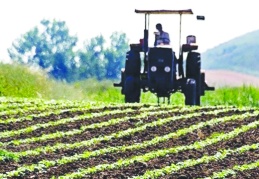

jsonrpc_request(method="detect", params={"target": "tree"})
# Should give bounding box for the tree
[8,19,130,82]
[104,32,129,79]
[76,32,129,81]
[77,35,107,81]
[8,19,78,82]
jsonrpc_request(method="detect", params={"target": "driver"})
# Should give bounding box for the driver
[154,23,170,46]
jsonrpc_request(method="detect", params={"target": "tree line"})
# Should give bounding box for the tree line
[8,19,129,82]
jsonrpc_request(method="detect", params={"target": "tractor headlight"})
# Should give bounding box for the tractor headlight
[151,66,157,72]
[164,66,171,72]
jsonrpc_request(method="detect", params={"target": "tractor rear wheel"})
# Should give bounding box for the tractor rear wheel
[184,78,197,105]
[186,52,201,105]
[124,76,140,103]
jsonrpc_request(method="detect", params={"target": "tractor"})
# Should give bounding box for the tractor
[114,9,214,105]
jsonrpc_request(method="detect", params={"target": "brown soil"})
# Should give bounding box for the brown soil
[0,104,258,179]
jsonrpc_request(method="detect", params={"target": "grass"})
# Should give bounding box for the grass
[201,85,259,107]
[0,62,258,107]
[0,63,48,98]
[0,63,85,101]
[73,79,185,105]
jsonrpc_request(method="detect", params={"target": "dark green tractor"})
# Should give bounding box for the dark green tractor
[114,9,214,105]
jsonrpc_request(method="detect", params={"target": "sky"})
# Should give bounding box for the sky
[0,0,258,63]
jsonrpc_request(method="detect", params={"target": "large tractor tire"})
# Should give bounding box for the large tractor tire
[125,50,141,76]
[184,78,197,106]
[124,76,141,103]
[123,50,141,103]
[186,52,201,105]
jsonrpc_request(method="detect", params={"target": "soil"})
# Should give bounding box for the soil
[0,103,258,179]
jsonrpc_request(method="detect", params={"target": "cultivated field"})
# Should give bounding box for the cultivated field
[0,97,259,179]
[204,70,259,88]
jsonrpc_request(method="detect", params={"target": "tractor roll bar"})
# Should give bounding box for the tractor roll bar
[135,9,193,14]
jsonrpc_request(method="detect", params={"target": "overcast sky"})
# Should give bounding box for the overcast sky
[0,0,258,62]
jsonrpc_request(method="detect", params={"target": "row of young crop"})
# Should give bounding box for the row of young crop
[0,103,191,158]
[55,111,259,178]
[203,159,259,179]
[1,105,197,144]
[2,107,236,153]
[0,101,258,178]
[1,105,219,162]
[0,97,150,121]
[0,97,91,115]
[2,105,228,141]
[130,143,259,179]
[1,108,140,139]
[3,107,200,146]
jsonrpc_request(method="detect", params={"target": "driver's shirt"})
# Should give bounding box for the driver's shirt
[155,31,170,46]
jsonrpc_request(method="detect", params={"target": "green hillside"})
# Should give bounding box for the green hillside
[201,29,259,77]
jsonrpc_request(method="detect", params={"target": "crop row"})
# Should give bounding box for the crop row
[57,112,259,178]
[0,97,258,178]
[2,108,236,154]
[130,143,259,179]
[0,108,258,178]
[4,107,196,146]
[0,100,154,121]
[202,159,259,179]
[1,106,195,144]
